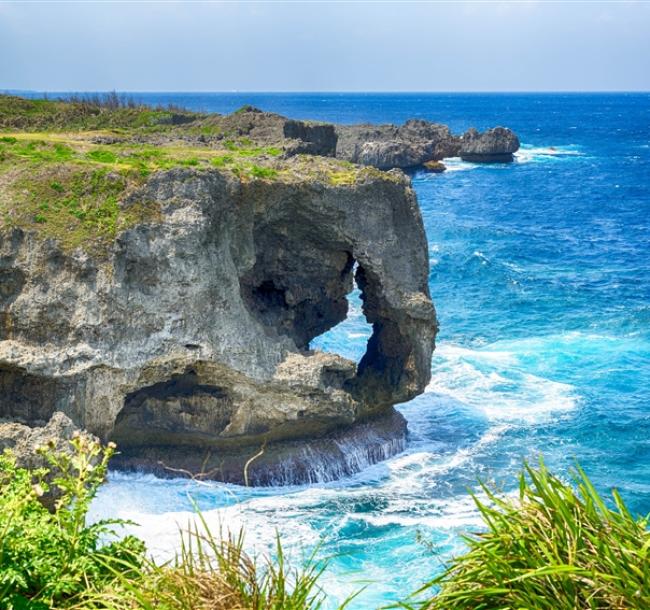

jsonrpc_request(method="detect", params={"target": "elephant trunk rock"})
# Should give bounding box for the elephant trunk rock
[0,165,437,485]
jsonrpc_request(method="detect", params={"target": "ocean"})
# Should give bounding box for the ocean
[79,92,650,608]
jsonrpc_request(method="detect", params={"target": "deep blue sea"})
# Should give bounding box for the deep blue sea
[73,92,650,608]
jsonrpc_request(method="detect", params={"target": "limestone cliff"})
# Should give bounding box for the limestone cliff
[0,112,437,484]
[336,120,520,169]
[0,95,520,485]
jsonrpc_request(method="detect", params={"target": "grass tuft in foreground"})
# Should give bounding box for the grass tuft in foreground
[400,459,650,610]
[0,439,346,610]
[88,523,333,610]
[4,436,647,609]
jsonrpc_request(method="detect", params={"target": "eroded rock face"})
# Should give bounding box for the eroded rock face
[0,166,437,484]
[459,127,520,162]
[335,121,519,169]
[335,120,459,169]
[196,106,338,157]
[185,106,520,170]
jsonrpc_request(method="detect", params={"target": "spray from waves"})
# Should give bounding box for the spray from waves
[433,144,586,173]
[439,157,476,172]
[514,144,585,164]
[425,341,577,424]
[249,421,407,487]
[86,336,598,609]
[89,334,574,608]
[90,335,581,559]
[90,335,582,560]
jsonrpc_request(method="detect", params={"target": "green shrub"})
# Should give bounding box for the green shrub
[0,437,144,609]
[249,165,278,180]
[0,440,351,610]
[85,149,118,164]
[402,460,650,610]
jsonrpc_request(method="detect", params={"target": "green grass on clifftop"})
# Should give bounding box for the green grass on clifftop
[0,94,406,254]
[0,94,200,132]
[0,136,165,252]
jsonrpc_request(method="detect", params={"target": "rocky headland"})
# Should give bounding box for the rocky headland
[0,95,518,484]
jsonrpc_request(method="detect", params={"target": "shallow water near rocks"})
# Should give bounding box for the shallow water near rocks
[85,93,650,608]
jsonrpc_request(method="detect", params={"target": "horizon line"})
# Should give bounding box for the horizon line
[4,89,650,95]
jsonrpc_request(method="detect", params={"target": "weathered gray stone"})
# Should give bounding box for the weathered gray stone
[0,164,437,484]
[335,121,520,169]
[0,411,100,509]
[459,127,520,162]
[195,106,338,157]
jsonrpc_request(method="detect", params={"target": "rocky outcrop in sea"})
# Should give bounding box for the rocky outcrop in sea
[0,97,519,485]
[336,119,519,169]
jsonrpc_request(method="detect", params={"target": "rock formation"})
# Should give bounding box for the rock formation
[335,120,459,169]
[196,106,338,157]
[0,148,437,485]
[158,105,520,170]
[335,120,519,169]
[423,160,447,173]
[459,127,520,162]
[0,95,520,485]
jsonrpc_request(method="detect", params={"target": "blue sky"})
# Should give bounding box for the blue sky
[1,1,649,92]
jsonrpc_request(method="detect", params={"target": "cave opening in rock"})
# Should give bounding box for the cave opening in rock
[111,370,235,447]
[309,263,373,363]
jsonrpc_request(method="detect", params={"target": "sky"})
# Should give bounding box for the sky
[1,1,649,92]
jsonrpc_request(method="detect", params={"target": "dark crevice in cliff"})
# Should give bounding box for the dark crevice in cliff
[112,370,234,447]
[240,247,356,350]
[244,280,290,327]
[0,365,60,424]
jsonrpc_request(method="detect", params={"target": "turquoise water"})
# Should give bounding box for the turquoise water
[87,93,650,608]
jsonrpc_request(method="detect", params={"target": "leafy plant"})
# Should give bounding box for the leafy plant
[0,439,354,610]
[0,436,144,609]
[399,459,650,610]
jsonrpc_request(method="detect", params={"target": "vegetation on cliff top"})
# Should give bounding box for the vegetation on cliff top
[0,94,400,252]
[0,93,200,132]
[2,439,649,610]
